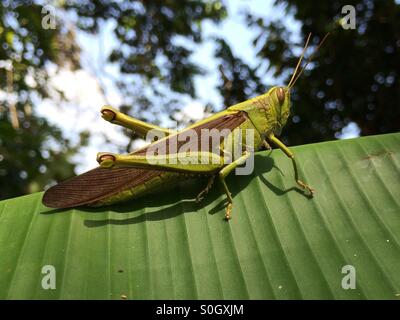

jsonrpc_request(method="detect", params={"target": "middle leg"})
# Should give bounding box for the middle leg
[218,151,251,220]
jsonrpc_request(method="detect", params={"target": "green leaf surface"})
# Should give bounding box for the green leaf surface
[0,133,399,299]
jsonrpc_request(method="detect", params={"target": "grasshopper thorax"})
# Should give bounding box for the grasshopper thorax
[241,86,291,138]
[228,85,291,139]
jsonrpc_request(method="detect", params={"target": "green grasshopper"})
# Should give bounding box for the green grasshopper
[43,34,327,220]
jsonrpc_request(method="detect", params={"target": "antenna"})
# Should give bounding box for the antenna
[288,33,330,90]
[287,33,312,88]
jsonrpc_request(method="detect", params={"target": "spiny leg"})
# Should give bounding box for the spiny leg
[218,151,251,220]
[263,140,272,150]
[196,175,216,202]
[101,105,176,139]
[267,133,314,196]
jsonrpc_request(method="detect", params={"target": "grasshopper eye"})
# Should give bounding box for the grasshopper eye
[276,87,286,105]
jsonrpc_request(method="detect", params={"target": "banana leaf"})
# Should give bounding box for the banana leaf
[0,133,399,299]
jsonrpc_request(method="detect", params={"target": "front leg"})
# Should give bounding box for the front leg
[267,133,314,196]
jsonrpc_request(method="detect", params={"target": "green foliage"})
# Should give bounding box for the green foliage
[0,133,399,299]
[0,1,81,200]
[1,112,66,198]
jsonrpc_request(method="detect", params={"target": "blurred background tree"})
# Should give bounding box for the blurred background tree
[0,1,85,199]
[0,0,399,200]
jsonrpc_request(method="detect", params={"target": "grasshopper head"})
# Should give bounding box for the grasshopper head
[268,86,291,135]
[234,34,329,138]
[266,33,329,136]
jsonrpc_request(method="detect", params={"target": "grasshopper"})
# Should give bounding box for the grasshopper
[43,34,327,220]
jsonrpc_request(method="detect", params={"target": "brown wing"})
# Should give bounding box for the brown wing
[42,111,248,208]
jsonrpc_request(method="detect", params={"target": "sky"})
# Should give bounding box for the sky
[37,0,359,174]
